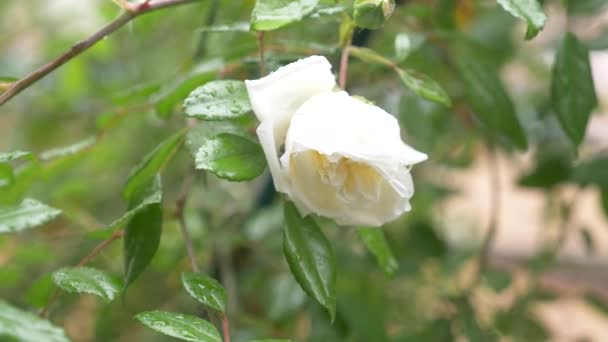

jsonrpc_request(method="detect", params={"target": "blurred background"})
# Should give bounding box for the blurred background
[2,0,608,341]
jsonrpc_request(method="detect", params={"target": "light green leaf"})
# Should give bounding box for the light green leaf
[349,46,395,67]
[358,227,398,277]
[395,32,425,61]
[183,80,252,120]
[396,68,452,107]
[123,130,185,201]
[39,137,96,161]
[0,163,14,188]
[0,198,61,234]
[123,176,163,289]
[551,33,598,146]
[181,272,227,313]
[194,133,266,181]
[251,0,320,31]
[454,50,528,149]
[135,311,221,342]
[0,301,70,342]
[283,201,336,320]
[496,0,547,39]
[0,151,32,163]
[353,0,395,29]
[52,267,121,302]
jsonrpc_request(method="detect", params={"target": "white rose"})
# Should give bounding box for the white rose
[245,56,427,226]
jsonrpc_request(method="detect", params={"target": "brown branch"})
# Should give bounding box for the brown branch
[0,0,202,106]
[40,229,124,317]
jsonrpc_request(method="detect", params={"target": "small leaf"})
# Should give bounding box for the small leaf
[394,32,425,61]
[0,198,61,234]
[454,50,528,149]
[357,227,398,277]
[123,130,185,201]
[195,133,266,181]
[135,311,221,342]
[353,0,395,29]
[39,137,96,161]
[181,272,227,313]
[123,177,163,289]
[283,201,336,320]
[496,0,547,39]
[0,301,70,342]
[349,46,395,67]
[183,80,252,120]
[551,33,598,146]
[396,68,452,107]
[251,0,320,31]
[52,267,121,302]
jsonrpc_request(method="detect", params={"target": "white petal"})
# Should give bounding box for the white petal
[245,55,336,124]
[283,91,427,167]
[256,120,290,193]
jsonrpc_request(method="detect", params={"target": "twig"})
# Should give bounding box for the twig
[338,45,351,90]
[175,172,199,273]
[40,229,124,317]
[0,0,202,106]
[221,313,231,342]
[256,31,266,76]
[471,144,501,288]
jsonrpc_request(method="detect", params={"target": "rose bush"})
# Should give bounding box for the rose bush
[245,56,427,226]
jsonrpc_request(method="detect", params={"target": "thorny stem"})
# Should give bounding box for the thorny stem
[40,229,124,318]
[0,0,202,106]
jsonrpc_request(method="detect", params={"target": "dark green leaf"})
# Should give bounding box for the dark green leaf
[496,0,547,39]
[183,80,252,120]
[0,301,70,342]
[357,227,398,276]
[135,311,221,342]
[123,130,185,201]
[396,68,452,107]
[181,272,227,312]
[153,60,223,118]
[123,177,163,289]
[185,121,248,158]
[194,133,266,181]
[52,267,121,302]
[353,0,395,29]
[251,0,320,31]
[0,198,61,234]
[283,201,336,320]
[518,154,572,188]
[454,50,528,149]
[551,33,598,146]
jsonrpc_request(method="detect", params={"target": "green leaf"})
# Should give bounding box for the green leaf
[353,0,395,29]
[135,311,221,342]
[394,32,425,62]
[251,0,320,31]
[454,50,528,149]
[123,130,185,201]
[0,301,70,342]
[551,33,598,146]
[0,198,61,234]
[52,267,121,302]
[39,137,96,161]
[181,272,227,313]
[349,46,395,67]
[123,177,163,289]
[357,227,398,277]
[496,0,547,39]
[197,22,251,33]
[194,133,266,181]
[153,59,223,118]
[183,80,252,120]
[0,163,13,188]
[572,156,608,188]
[0,151,32,163]
[396,68,452,107]
[283,201,336,320]
[518,153,572,188]
[484,269,512,292]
